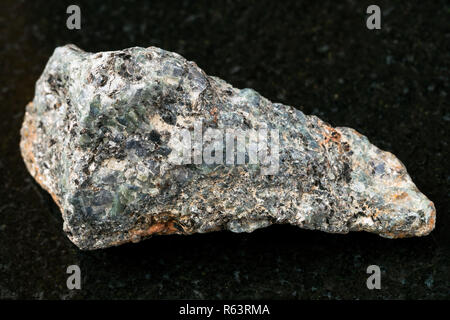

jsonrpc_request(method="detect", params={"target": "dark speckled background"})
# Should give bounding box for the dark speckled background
[0,0,449,299]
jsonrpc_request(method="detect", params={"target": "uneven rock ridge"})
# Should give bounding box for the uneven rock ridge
[20,45,435,250]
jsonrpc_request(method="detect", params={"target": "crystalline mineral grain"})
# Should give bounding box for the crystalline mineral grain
[20,44,435,250]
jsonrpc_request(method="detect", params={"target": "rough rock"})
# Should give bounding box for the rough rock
[20,44,436,250]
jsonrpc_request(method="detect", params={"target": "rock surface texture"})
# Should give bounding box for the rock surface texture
[20,45,436,250]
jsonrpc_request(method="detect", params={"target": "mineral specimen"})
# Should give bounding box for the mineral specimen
[20,44,436,250]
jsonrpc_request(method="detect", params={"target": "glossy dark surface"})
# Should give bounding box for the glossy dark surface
[0,0,448,299]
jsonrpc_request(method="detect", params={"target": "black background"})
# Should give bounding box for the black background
[0,0,449,299]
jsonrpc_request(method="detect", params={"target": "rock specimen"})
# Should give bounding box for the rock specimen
[20,44,435,250]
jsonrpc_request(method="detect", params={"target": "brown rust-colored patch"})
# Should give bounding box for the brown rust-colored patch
[210,106,218,123]
[381,201,436,238]
[108,219,188,247]
[393,192,409,201]
[330,130,341,142]
[20,102,63,210]
[129,219,185,241]
[320,125,345,153]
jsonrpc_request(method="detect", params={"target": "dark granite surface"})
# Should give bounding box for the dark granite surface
[0,0,448,299]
